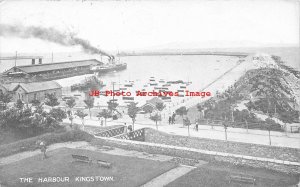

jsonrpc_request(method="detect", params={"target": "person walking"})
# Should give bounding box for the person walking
[124,123,128,133]
[195,122,199,132]
[168,116,172,125]
[39,141,47,159]
[128,125,133,132]
[171,113,176,124]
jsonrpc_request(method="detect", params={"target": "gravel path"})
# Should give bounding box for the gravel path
[141,165,196,187]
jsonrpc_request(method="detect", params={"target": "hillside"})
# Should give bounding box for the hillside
[198,54,300,131]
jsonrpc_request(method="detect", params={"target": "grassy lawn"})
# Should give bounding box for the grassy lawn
[0,147,177,187]
[0,129,34,146]
[167,163,299,187]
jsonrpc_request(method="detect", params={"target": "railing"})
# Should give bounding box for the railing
[115,128,145,141]
[95,126,126,137]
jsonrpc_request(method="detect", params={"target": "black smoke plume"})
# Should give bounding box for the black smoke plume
[0,24,113,59]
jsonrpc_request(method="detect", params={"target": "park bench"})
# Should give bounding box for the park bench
[229,174,256,185]
[97,160,112,168]
[290,126,300,133]
[72,154,92,164]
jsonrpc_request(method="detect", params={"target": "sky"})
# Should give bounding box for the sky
[0,0,299,53]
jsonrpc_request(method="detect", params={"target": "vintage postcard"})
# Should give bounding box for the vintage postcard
[0,0,299,186]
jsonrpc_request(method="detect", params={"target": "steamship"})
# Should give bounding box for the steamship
[90,57,127,74]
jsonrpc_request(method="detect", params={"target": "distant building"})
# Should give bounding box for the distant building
[0,83,18,95]
[3,59,102,82]
[1,81,62,103]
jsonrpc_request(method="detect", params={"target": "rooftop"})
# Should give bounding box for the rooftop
[13,81,62,93]
[5,59,102,74]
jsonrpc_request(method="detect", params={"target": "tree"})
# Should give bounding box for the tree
[44,93,59,108]
[183,117,191,136]
[222,120,229,141]
[150,113,161,130]
[75,110,88,130]
[156,102,165,113]
[48,108,67,122]
[175,106,188,127]
[31,99,41,107]
[84,97,94,119]
[196,103,204,120]
[0,92,12,110]
[66,98,76,110]
[30,113,47,134]
[97,109,111,126]
[107,100,119,115]
[66,98,76,126]
[15,99,24,109]
[265,118,277,145]
[240,109,250,132]
[127,102,139,131]
[155,102,165,124]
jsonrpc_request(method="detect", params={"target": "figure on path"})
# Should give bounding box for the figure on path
[39,141,47,159]
[171,112,176,124]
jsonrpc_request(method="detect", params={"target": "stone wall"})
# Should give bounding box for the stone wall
[144,128,300,162]
[92,136,300,174]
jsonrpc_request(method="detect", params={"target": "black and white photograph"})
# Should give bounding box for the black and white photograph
[0,0,299,186]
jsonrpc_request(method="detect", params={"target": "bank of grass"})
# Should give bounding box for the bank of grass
[0,148,177,187]
[167,163,299,187]
[0,130,93,158]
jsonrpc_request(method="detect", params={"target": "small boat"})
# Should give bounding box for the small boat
[124,84,133,87]
[123,97,134,100]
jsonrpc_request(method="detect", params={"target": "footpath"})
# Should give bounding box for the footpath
[65,116,300,149]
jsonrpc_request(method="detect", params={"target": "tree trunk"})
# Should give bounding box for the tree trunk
[156,121,158,130]
[132,119,135,131]
[82,119,85,131]
[245,120,248,133]
[89,108,91,119]
[105,118,107,126]
[225,128,227,141]
[268,130,271,145]
[188,125,190,136]
[284,123,287,136]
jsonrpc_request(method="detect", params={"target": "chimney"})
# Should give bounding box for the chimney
[39,58,42,64]
[32,59,35,65]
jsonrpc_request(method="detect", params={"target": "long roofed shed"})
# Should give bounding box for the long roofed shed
[5,59,102,74]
